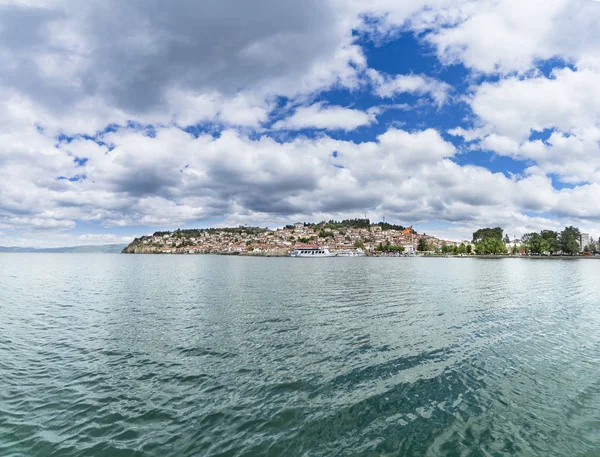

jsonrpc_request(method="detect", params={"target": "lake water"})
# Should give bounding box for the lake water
[1,254,600,456]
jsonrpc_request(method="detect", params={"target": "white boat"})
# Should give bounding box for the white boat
[335,248,366,257]
[289,247,336,257]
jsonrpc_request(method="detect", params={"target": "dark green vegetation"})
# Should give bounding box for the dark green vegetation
[286,218,372,230]
[518,226,588,255]
[375,241,405,252]
[286,219,413,232]
[520,231,559,255]
[157,227,268,238]
[376,222,414,233]
[559,226,581,255]
[417,237,430,252]
[443,242,470,255]
[477,225,593,256]
[472,227,508,255]
[318,229,335,238]
[353,240,365,249]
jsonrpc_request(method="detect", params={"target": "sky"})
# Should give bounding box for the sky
[2,0,600,247]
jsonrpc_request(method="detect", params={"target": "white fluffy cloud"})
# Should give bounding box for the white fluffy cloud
[470,68,600,139]
[451,66,600,184]
[3,0,600,246]
[4,122,600,246]
[355,0,600,75]
[423,0,570,74]
[369,70,452,107]
[273,103,378,131]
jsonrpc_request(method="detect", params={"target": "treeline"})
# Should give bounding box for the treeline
[375,222,412,232]
[519,226,594,255]
[416,237,473,254]
[292,218,372,230]
[376,240,405,252]
[152,227,268,238]
[284,219,412,232]
[472,226,594,255]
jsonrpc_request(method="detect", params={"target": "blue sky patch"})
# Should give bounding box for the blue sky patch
[58,174,87,182]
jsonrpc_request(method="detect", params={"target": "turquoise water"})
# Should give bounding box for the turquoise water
[1,254,600,456]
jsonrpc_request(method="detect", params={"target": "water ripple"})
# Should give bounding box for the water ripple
[2,254,600,456]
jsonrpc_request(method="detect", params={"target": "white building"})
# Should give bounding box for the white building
[581,233,591,251]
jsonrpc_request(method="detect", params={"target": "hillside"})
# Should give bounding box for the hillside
[121,221,449,255]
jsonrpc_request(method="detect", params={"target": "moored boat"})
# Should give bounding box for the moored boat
[335,248,366,257]
[289,246,336,257]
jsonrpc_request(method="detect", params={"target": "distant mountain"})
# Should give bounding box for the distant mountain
[0,244,126,253]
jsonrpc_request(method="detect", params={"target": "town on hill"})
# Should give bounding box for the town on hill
[122,219,462,256]
[122,221,599,257]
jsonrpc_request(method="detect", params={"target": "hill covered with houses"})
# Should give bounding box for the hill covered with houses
[122,219,460,255]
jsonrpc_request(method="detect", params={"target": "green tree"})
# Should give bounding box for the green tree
[318,229,333,238]
[466,244,472,254]
[475,238,507,255]
[503,234,510,244]
[388,245,405,252]
[541,230,559,254]
[458,243,466,254]
[376,222,409,232]
[353,240,365,249]
[472,227,507,254]
[560,226,581,255]
[522,232,549,254]
[472,227,504,244]
[417,237,429,252]
[376,240,405,252]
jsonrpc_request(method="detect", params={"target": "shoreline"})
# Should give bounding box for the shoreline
[119,252,600,259]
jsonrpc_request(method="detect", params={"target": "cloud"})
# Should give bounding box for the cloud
[5,122,600,245]
[470,67,600,139]
[422,0,569,74]
[0,0,366,131]
[0,126,455,234]
[3,0,600,246]
[353,0,600,75]
[452,66,600,184]
[272,103,378,131]
[369,70,452,107]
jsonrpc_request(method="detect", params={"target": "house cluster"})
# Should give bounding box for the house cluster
[126,222,459,255]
